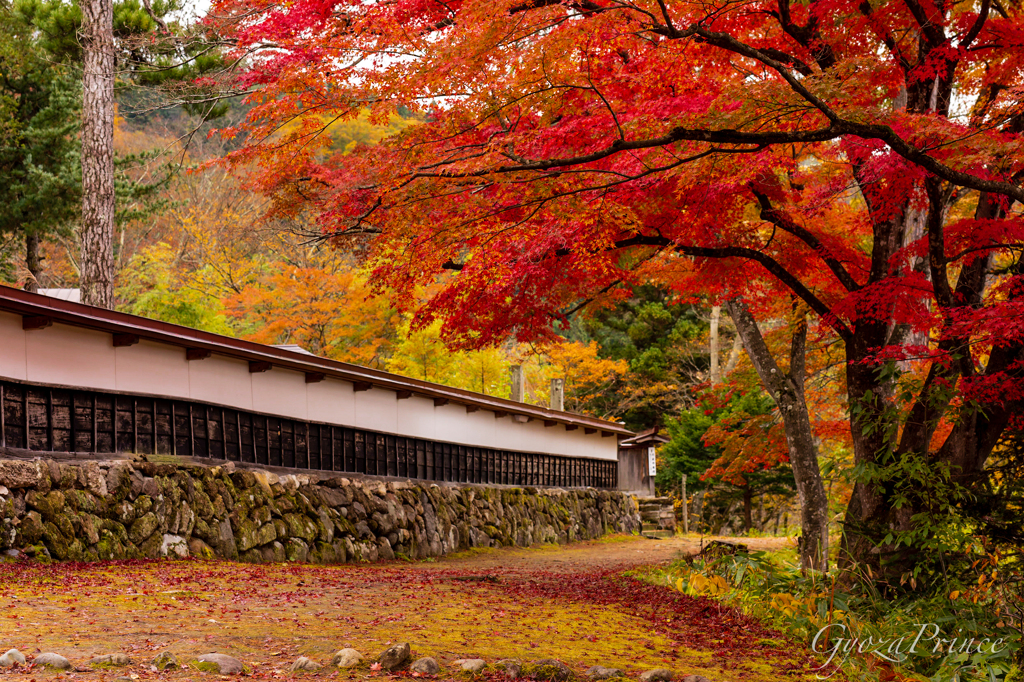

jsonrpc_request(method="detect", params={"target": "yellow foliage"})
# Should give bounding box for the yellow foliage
[677,573,730,598]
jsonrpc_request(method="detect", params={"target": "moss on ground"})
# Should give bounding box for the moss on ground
[0,537,823,681]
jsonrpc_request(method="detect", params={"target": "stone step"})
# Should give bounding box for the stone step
[641,523,662,531]
[641,530,675,539]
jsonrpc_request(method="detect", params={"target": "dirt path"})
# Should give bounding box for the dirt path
[0,535,818,682]
[428,534,795,574]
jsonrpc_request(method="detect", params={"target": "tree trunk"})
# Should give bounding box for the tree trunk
[742,483,752,533]
[709,305,721,385]
[837,190,1019,579]
[80,0,116,308]
[726,298,830,571]
[25,234,41,293]
[723,332,742,376]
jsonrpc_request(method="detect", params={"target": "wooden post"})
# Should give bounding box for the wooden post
[681,474,688,534]
[510,364,524,402]
[550,378,564,411]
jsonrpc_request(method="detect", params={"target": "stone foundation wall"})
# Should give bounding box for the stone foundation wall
[0,458,640,563]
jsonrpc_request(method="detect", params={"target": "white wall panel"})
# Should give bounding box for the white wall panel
[307,379,355,425]
[27,324,116,390]
[189,356,253,411]
[396,396,437,440]
[353,386,398,433]
[0,312,27,381]
[252,369,308,421]
[115,340,190,398]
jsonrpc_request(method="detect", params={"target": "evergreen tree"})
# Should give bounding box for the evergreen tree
[0,5,81,289]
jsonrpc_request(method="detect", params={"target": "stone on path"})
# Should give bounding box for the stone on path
[494,659,523,678]
[377,643,411,671]
[197,653,244,674]
[410,657,440,675]
[528,659,573,681]
[681,676,714,682]
[152,651,179,670]
[34,653,72,670]
[0,649,26,667]
[458,658,487,674]
[586,666,624,679]
[89,653,131,666]
[291,656,323,672]
[332,648,364,668]
[639,669,674,682]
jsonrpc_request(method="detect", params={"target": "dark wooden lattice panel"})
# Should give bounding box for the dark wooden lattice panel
[0,378,617,488]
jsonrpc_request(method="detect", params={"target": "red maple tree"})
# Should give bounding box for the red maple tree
[208,0,1024,576]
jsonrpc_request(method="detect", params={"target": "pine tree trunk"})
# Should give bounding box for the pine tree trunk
[80,0,116,308]
[726,298,830,572]
[25,234,41,293]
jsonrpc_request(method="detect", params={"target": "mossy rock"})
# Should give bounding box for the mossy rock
[26,490,57,518]
[65,489,98,513]
[234,518,260,552]
[42,522,71,559]
[194,660,221,673]
[106,465,133,502]
[239,548,263,563]
[152,652,178,671]
[192,490,215,520]
[96,529,128,560]
[272,518,288,541]
[65,539,86,562]
[523,659,573,681]
[129,512,159,545]
[138,531,165,559]
[134,495,154,517]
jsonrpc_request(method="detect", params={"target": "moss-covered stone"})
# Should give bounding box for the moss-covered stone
[99,518,129,545]
[254,522,277,548]
[42,521,70,559]
[129,512,159,545]
[286,538,308,562]
[152,652,178,671]
[96,529,127,559]
[239,548,263,563]
[251,504,272,526]
[284,513,318,543]
[26,490,58,518]
[523,660,574,681]
[234,517,260,552]
[5,457,641,565]
[134,495,153,517]
[52,510,75,540]
[105,464,132,503]
[138,531,164,558]
[65,489,98,513]
[18,511,44,545]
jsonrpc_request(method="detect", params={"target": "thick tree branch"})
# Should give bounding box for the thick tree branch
[962,0,991,49]
[750,186,862,292]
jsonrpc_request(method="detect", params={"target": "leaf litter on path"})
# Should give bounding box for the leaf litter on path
[0,535,826,681]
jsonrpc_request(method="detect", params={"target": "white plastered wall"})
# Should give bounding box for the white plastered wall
[0,311,619,460]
